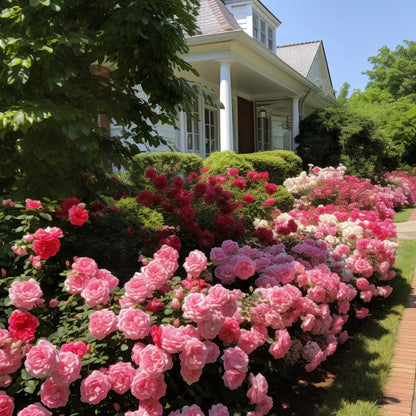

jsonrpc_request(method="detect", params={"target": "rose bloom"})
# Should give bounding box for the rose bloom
[80,278,110,307]
[183,250,208,278]
[222,346,249,371]
[71,257,98,278]
[80,370,112,404]
[25,198,42,209]
[181,405,205,416]
[68,204,89,226]
[158,324,187,354]
[117,308,150,340]
[25,340,59,378]
[9,278,44,310]
[108,362,136,394]
[17,403,51,416]
[139,398,164,416]
[40,378,70,408]
[97,268,119,292]
[88,309,118,340]
[32,227,63,260]
[8,309,39,343]
[180,364,203,385]
[131,370,167,400]
[246,373,268,405]
[0,391,14,416]
[60,341,89,358]
[51,351,82,386]
[182,293,210,323]
[222,368,246,390]
[209,404,230,416]
[180,338,208,370]
[219,319,241,345]
[138,344,173,375]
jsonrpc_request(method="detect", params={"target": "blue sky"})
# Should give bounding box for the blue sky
[260,0,415,96]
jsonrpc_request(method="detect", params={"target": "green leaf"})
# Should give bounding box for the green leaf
[23,379,38,394]
[39,212,52,221]
[40,0,50,5]
[29,0,40,6]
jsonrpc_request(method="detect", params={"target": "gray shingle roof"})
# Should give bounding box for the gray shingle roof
[276,41,321,78]
[195,0,241,36]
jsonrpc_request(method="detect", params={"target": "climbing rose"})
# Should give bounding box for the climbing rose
[68,205,89,226]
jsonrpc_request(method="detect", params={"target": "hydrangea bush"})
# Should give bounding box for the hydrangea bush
[0,165,409,416]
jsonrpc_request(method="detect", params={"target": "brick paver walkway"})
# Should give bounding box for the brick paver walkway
[380,209,416,416]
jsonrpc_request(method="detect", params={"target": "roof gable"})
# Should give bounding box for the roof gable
[276,41,334,96]
[195,0,241,36]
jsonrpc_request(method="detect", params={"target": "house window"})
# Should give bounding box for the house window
[253,14,258,39]
[256,110,270,151]
[252,13,274,51]
[205,108,218,156]
[186,98,200,153]
[185,97,219,156]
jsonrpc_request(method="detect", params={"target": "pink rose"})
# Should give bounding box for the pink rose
[17,403,51,416]
[0,391,14,416]
[210,247,229,265]
[117,308,150,340]
[182,293,210,323]
[246,373,268,404]
[51,351,82,386]
[32,227,63,260]
[88,309,118,340]
[181,405,205,416]
[108,362,136,394]
[180,365,203,385]
[9,278,44,310]
[80,370,111,404]
[71,257,98,278]
[25,340,59,378]
[355,307,369,319]
[183,250,207,278]
[25,198,42,209]
[137,344,173,375]
[234,255,256,280]
[204,340,220,363]
[141,259,173,290]
[209,404,230,416]
[222,346,248,372]
[64,272,87,295]
[40,378,70,408]
[197,312,224,339]
[221,240,239,255]
[179,338,208,370]
[131,371,166,400]
[158,325,187,353]
[139,398,164,416]
[124,273,153,304]
[222,368,246,390]
[68,205,89,226]
[268,329,291,359]
[97,269,119,292]
[80,278,110,307]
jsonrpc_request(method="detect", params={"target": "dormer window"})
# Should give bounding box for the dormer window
[252,12,275,51]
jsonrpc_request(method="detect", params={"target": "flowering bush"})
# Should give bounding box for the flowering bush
[135,167,293,258]
[0,164,406,415]
[283,164,415,220]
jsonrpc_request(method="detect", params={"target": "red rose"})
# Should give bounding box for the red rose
[32,227,63,260]
[68,205,89,226]
[8,310,39,343]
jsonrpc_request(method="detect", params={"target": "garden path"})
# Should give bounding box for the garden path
[380,209,416,416]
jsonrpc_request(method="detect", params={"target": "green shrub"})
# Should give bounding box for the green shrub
[114,197,163,229]
[203,151,254,176]
[243,150,302,185]
[128,152,204,188]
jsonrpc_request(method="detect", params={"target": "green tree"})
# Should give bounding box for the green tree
[0,0,200,199]
[364,40,416,100]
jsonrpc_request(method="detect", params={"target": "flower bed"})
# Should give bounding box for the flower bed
[0,165,408,416]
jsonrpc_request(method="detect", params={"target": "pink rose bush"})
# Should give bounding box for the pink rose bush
[0,164,411,414]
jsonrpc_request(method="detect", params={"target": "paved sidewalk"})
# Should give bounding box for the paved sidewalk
[380,210,416,416]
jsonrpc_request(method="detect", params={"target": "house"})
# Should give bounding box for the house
[111,0,338,157]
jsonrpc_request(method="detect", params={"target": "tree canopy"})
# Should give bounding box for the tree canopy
[0,0,200,198]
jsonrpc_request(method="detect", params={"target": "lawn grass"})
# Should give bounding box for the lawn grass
[316,239,416,416]
[394,206,415,223]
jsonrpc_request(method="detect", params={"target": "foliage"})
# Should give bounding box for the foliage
[203,151,255,176]
[242,151,302,185]
[364,40,416,100]
[0,0,200,199]
[128,152,204,190]
[295,107,390,177]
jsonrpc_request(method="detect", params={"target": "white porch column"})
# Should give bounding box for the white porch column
[291,97,300,150]
[219,60,234,151]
